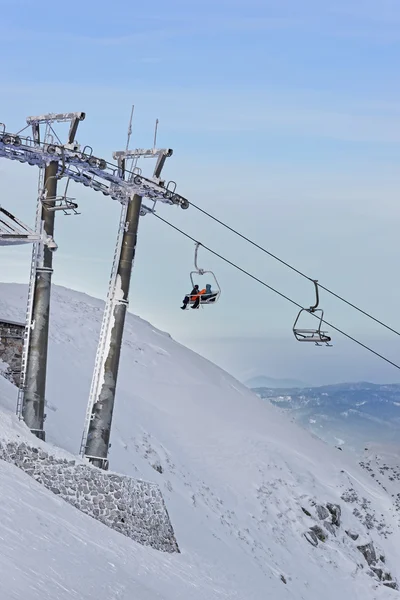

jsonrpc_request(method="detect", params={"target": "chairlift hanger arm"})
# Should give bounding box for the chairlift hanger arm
[309,280,320,311]
[194,242,204,273]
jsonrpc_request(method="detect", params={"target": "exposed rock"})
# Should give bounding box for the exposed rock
[304,530,319,547]
[301,507,312,517]
[324,522,336,537]
[280,575,287,584]
[326,503,341,527]
[371,567,383,580]
[383,581,398,590]
[357,542,377,566]
[310,525,326,542]
[341,488,358,504]
[345,529,359,541]
[316,505,330,520]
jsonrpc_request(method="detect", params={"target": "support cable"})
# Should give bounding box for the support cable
[185,200,400,338]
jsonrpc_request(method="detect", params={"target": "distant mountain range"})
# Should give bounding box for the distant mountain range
[244,375,308,389]
[253,382,400,453]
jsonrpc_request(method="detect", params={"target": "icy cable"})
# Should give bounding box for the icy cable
[185,200,400,338]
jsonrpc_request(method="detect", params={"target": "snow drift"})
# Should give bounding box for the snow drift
[0,282,399,599]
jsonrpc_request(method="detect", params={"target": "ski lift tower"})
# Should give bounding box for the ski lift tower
[17,112,85,440]
[80,142,179,470]
[0,110,189,452]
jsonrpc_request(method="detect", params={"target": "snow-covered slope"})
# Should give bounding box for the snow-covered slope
[0,399,238,600]
[0,282,399,599]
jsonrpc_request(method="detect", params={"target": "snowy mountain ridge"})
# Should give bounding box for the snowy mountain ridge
[0,282,400,599]
[244,375,308,389]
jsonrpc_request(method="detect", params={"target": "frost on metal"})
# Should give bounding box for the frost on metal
[26,112,85,124]
[0,440,179,553]
[114,274,125,304]
[0,129,189,210]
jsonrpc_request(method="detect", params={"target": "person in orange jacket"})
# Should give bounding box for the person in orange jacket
[191,287,206,309]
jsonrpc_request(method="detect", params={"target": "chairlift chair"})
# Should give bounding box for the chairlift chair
[185,242,221,308]
[293,280,332,346]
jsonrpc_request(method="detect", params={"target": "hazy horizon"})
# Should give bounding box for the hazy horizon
[1,0,400,386]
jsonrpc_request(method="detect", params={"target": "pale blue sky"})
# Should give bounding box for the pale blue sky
[1,0,400,384]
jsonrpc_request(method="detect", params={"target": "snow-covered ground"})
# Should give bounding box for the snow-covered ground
[0,282,399,599]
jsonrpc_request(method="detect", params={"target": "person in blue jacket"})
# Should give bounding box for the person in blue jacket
[191,283,218,309]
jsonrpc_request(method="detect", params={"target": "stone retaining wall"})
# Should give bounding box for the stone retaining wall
[0,320,24,385]
[0,440,179,553]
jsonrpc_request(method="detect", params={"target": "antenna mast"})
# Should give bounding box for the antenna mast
[126,105,134,152]
[153,118,159,149]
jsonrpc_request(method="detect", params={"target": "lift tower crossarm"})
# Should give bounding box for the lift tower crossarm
[113,148,173,160]
[113,147,173,185]
[0,132,188,209]
[26,112,86,125]
[27,112,85,146]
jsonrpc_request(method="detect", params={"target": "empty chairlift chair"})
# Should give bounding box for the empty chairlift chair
[293,280,332,346]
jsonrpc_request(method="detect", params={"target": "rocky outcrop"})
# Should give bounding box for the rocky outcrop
[302,501,398,591]
[316,504,330,520]
[326,503,341,527]
[345,529,359,541]
[357,542,377,566]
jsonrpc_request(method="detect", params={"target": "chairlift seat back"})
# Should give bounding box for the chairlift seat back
[186,292,219,306]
